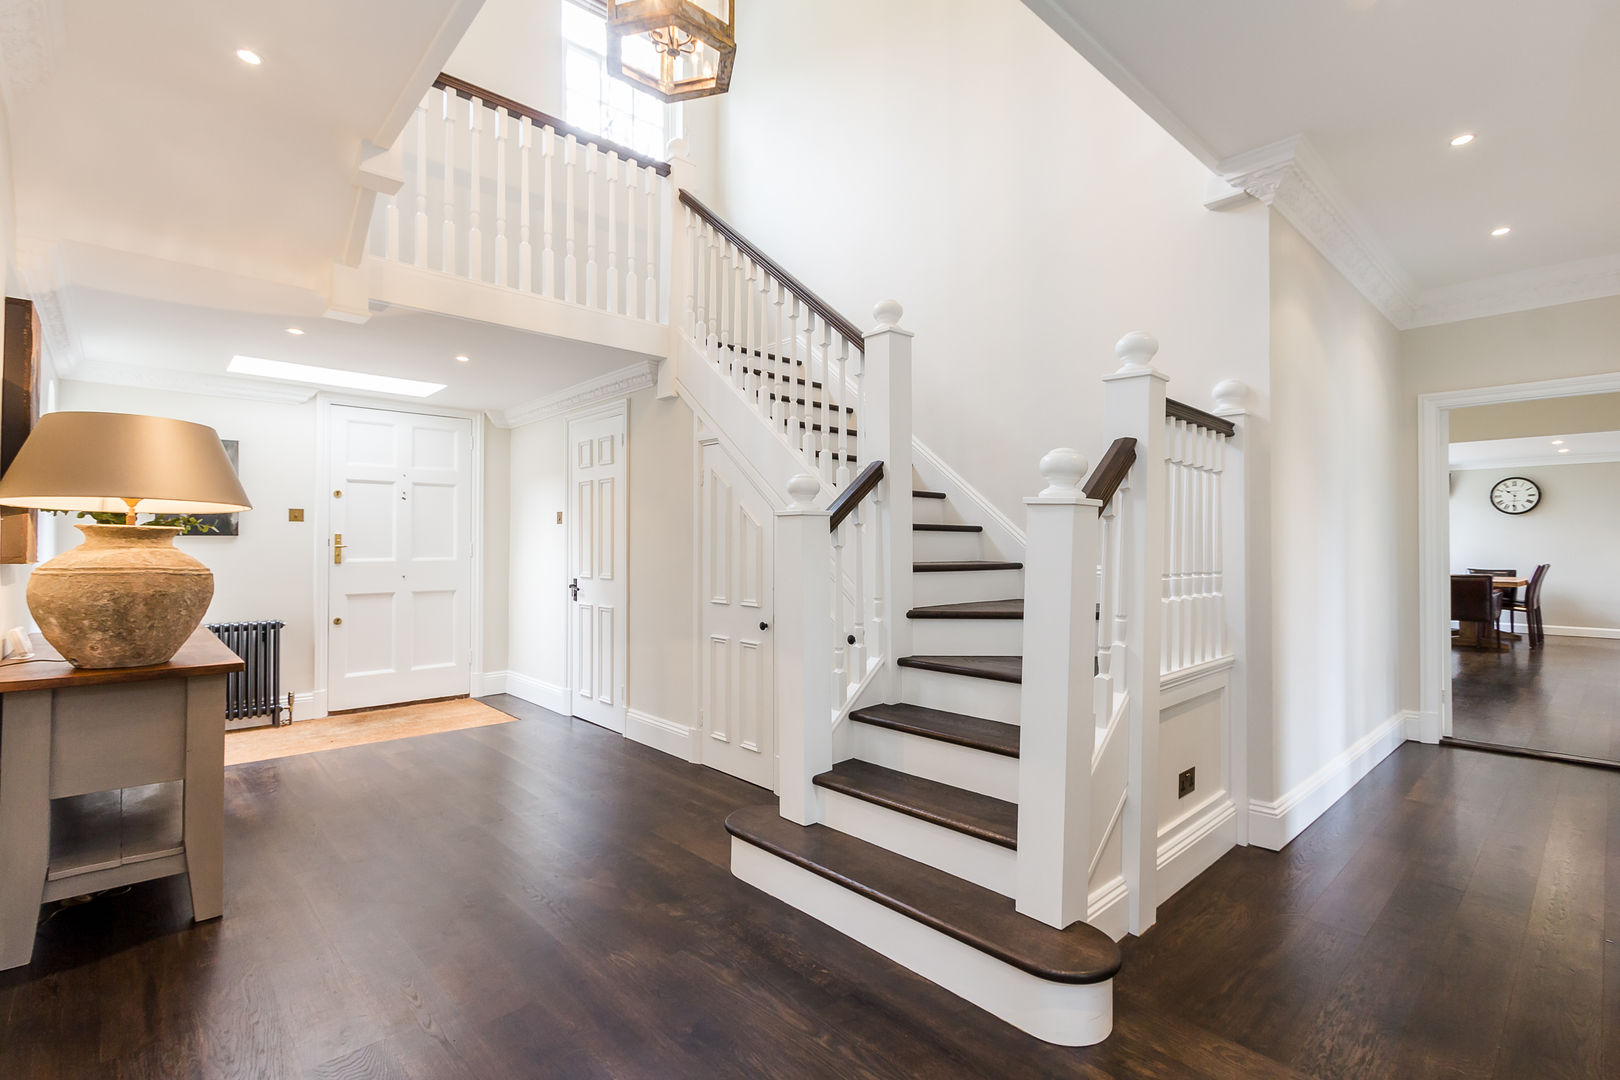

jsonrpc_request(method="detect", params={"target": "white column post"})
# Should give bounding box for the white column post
[1102,330,1169,935]
[775,473,833,825]
[660,138,696,398]
[1212,378,1250,845]
[861,300,914,686]
[1016,449,1102,929]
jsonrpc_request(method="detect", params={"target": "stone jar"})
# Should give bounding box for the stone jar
[27,524,214,669]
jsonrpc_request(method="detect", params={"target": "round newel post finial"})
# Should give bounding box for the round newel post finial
[1114,330,1160,374]
[1212,378,1250,414]
[1038,448,1088,498]
[785,473,821,510]
[872,299,903,328]
[665,136,689,159]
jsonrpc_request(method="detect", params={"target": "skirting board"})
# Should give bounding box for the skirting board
[1542,625,1620,640]
[291,690,325,721]
[731,837,1114,1046]
[471,671,508,697]
[1156,795,1237,903]
[911,437,1025,561]
[1248,710,1409,851]
[626,708,702,763]
[502,671,570,715]
[1086,876,1130,942]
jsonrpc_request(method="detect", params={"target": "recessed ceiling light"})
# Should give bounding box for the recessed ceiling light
[1449,133,1475,147]
[285,327,304,336]
[236,48,262,65]
[1551,439,1564,445]
[1557,447,1571,453]
[227,356,445,397]
[455,354,471,363]
[1490,226,1511,237]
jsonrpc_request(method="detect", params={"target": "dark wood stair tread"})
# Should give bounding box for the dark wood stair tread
[849,703,1019,757]
[726,806,1120,984]
[912,489,948,499]
[913,560,1022,573]
[913,522,981,533]
[812,760,1018,848]
[898,655,1023,684]
[767,392,854,413]
[908,599,1024,620]
[792,420,857,436]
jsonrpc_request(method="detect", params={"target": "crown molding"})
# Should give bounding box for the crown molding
[493,360,656,428]
[1406,253,1620,329]
[66,361,318,405]
[14,241,83,376]
[1450,450,1620,471]
[1219,136,1417,328]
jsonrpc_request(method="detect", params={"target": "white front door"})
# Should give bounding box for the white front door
[327,405,474,712]
[568,408,628,732]
[699,439,775,789]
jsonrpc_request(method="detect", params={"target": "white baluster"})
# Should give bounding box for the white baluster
[644,168,658,320]
[413,96,428,267]
[744,257,760,411]
[836,338,852,485]
[384,190,399,262]
[605,151,619,313]
[441,87,456,274]
[625,162,641,317]
[518,117,533,291]
[563,134,578,303]
[466,96,483,281]
[831,520,848,708]
[869,478,887,662]
[541,127,556,296]
[584,146,598,307]
[786,297,802,444]
[493,106,509,287]
[851,499,867,675]
[693,218,709,345]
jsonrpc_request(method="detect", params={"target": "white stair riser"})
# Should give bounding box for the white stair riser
[900,666,1023,725]
[817,787,1016,897]
[913,568,1024,606]
[731,839,1115,1046]
[849,723,1019,801]
[912,529,984,562]
[908,617,1025,655]
[911,497,946,525]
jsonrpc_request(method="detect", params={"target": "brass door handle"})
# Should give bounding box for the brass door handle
[333,533,345,565]
[333,617,342,626]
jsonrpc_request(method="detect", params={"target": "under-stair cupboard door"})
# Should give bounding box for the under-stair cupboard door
[568,407,629,732]
[327,406,474,712]
[698,439,776,789]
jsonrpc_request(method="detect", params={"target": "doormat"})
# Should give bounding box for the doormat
[225,698,517,766]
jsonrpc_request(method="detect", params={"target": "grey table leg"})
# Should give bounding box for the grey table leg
[183,675,226,922]
[0,691,52,969]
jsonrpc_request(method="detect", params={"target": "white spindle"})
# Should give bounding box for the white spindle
[541,127,556,296]
[441,88,456,274]
[606,152,620,313]
[585,146,598,307]
[644,169,658,320]
[563,134,578,302]
[384,190,399,262]
[413,98,428,267]
[518,118,533,291]
[832,521,848,706]
[869,478,888,663]
[836,338,852,483]
[467,96,483,281]
[851,499,868,675]
[494,107,509,287]
[626,162,641,317]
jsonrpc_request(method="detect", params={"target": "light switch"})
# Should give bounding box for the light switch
[556,510,563,524]
[288,508,305,522]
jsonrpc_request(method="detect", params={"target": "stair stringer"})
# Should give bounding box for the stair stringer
[911,437,1026,563]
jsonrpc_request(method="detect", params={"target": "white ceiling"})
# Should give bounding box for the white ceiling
[1450,430,1620,470]
[1022,0,1620,325]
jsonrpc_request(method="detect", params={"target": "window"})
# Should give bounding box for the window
[562,2,670,160]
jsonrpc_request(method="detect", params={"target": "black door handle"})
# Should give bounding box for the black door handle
[759,621,769,630]
[569,578,580,601]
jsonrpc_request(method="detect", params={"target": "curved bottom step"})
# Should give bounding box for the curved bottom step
[726,806,1118,1046]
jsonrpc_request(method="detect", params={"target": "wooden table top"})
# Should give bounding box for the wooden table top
[0,628,242,694]
[1493,577,1529,589]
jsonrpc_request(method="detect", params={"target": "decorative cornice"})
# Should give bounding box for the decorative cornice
[14,241,82,376]
[493,360,656,428]
[1407,253,1620,329]
[67,360,318,405]
[1220,136,1417,327]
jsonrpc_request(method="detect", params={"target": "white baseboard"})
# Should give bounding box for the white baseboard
[472,670,509,697]
[1086,875,1130,942]
[626,708,702,763]
[290,690,326,721]
[1248,710,1408,851]
[502,671,569,715]
[1156,793,1238,902]
[1542,625,1620,639]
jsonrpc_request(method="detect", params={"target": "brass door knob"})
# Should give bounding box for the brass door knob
[332,617,342,626]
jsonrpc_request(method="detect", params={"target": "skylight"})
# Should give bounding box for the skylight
[227,356,445,397]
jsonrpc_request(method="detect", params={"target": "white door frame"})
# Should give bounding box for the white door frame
[564,397,630,731]
[1416,371,1620,742]
[312,393,486,718]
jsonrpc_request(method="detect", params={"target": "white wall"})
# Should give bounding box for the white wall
[1450,462,1620,633]
[0,91,33,640]
[709,0,1271,525]
[447,0,567,115]
[1402,295,1620,398]
[505,386,696,723]
[1266,213,1407,812]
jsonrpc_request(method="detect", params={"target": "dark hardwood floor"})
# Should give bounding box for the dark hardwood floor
[1452,636,1620,762]
[1,698,1614,1078]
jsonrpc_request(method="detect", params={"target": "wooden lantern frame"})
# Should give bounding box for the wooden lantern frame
[605,0,736,103]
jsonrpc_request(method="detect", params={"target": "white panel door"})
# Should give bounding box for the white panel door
[327,406,473,712]
[568,409,628,732]
[699,439,775,789]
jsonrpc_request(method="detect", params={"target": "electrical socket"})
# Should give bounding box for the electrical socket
[1178,766,1196,799]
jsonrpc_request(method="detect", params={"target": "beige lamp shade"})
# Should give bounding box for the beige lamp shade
[0,411,252,515]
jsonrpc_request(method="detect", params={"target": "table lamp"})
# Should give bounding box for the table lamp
[0,412,252,668]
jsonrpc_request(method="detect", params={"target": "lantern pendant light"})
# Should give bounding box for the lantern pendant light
[605,0,736,103]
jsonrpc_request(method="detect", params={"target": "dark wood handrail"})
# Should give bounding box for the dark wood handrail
[1165,398,1235,438]
[1083,438,1137,508]
[433,73,672,177]
[828,461,884,532]
[678,190,865,348]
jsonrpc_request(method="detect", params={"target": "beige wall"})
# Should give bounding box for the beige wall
[1450,462,1620,632]
[1449,391,1620,442]
[1403,295,1620,397]
[1267,213,1408,801]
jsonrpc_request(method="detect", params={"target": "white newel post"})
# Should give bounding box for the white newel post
[1103,331,1169,935]
[658,139,695,398]
[861,301,914,683]
[1016,449,1102,929]
[1212,378,1250,845]
[776,474,834,825]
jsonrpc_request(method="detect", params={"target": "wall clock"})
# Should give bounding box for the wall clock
[1490,476,1541,515]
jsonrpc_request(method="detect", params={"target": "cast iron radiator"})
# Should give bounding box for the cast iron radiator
[205,620,290,725]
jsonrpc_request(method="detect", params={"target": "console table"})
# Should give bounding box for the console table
[0,628,242,969]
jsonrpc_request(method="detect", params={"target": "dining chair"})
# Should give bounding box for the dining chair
[1451,574,1503,650]
[1506,564,1550,648]
[1468,567,1520,620]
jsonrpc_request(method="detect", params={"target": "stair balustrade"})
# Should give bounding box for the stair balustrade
[1162,399,1236,675]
